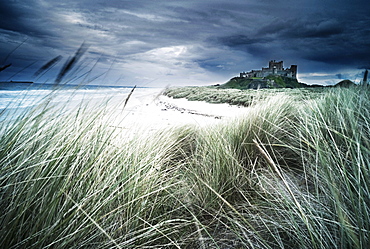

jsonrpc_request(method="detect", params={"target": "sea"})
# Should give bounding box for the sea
[0,82,136,120]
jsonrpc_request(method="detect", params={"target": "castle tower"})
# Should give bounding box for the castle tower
[290,65,297,79]
[269,60,283,70]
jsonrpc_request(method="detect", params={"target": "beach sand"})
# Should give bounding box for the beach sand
[108,87,248,138]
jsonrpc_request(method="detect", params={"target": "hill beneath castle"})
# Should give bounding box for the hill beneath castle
[220,75,306,89]
[219,76,356,90]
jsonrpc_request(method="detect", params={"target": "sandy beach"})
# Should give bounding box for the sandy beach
[110,87,248,136]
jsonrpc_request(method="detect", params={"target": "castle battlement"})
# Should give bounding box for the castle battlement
[240,60,297,79]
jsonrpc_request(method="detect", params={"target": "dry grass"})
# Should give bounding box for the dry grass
[0,86,369,248]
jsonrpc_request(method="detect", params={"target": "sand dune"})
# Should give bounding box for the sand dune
[109,87,248,136]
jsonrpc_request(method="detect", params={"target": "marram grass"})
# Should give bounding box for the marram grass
[1,86,369,248]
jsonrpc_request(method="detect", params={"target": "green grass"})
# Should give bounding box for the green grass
[164,86,323,106]
[1,86,369,248]
[216,75,302,90]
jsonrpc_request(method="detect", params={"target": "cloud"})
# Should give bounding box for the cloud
[0,0,369,86]
[257,18,344,39]
[216,11,370,73]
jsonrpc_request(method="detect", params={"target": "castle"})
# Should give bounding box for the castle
[240,60,297,79]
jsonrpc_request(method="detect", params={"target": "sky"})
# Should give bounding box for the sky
[0,0,369,87]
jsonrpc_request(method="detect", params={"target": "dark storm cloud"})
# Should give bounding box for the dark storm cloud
[0,1,32,34]
[257,18,345,39]
[0,1,54,38]
[216,12,370,72]
[0,0,369,85]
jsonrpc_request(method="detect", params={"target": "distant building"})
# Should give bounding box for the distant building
[240,60,297,79]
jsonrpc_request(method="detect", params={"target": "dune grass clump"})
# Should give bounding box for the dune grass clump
[207,87,370,248]
[163,92,304,248]
[163,87,370,248]
[293,88,370,248]
[164,86,323,107]
[164,86,257,106]
[0,97,192,248]
[0,86,369,248]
